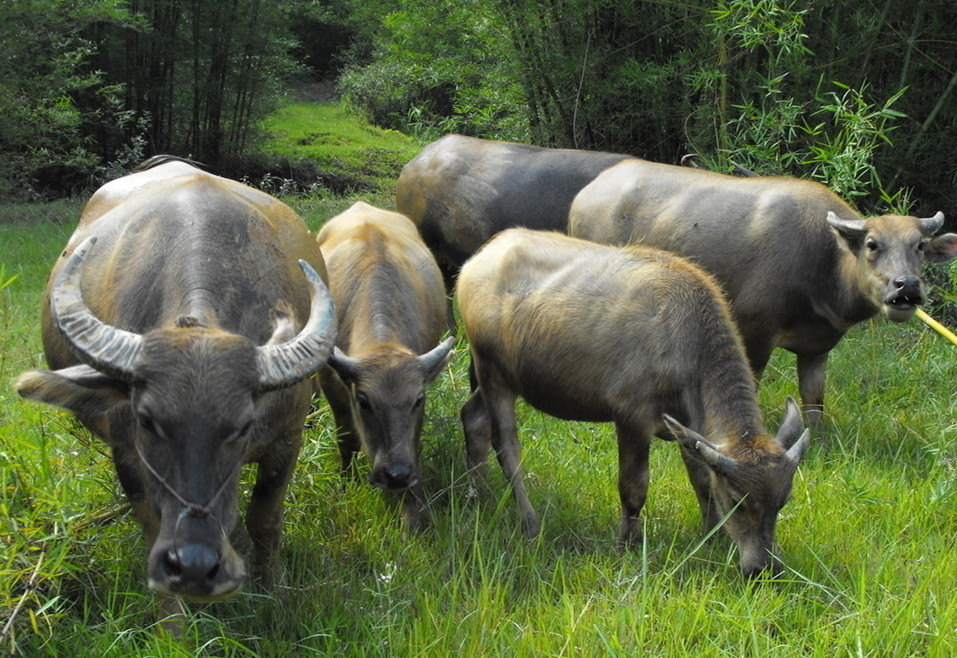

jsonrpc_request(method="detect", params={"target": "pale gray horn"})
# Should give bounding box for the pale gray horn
[918,211,944,236]
[256,260,337,390]
[418,336,455,375]
[50,236,143,381]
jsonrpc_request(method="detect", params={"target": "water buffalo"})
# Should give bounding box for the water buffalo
[568,159,957,428]
[316,202,454,530]
[457,229,809,577]
[15,156,337,624]
[395,134,631,287]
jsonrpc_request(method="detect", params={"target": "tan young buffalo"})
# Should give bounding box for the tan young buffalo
[16,156,337,628]
[569,159,957,429]
[396,134,631,288]
[316,202,454,530]
[457,229,809,577]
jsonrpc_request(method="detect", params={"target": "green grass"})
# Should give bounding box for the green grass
[2,105,957,656]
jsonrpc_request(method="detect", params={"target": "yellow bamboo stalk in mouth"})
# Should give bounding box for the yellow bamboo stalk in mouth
[915,307,957,348]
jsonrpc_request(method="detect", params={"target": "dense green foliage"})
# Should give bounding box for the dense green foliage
[6,0,957,220]
[339,0,957,218]
[0,0,318,200]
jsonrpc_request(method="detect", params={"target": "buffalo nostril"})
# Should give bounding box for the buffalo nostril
[164,545,221,584]
[894,276,919,290]
[383,463,413,489]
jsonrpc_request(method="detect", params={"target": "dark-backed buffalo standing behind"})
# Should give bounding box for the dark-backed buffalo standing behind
[569,159,957,429]
[456,229,809,577]
[15,156,337,625]
[395,134,631,288]
[316,201,454,530]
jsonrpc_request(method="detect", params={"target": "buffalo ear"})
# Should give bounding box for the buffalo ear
[925,232,957,264]
[15,364,129,417]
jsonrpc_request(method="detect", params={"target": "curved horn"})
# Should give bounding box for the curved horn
[50,236,144,381]
[786,428,811,465]
[419,336,455,380]
[328,347,361,386]
[256,260,337,390]
[826,212,868,241]
[692,439,740,478]
[918,211,944,237]
[662,414,739,477]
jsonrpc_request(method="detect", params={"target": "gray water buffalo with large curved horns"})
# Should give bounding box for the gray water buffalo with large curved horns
[457,229,809,577]
[316,202,454,530]
[569,159,957,428]
[15,155,337,625]
[396,134,631,288]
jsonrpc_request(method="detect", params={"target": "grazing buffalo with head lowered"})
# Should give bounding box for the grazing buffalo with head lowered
[457,229,809,577]
[569,159,957,428]
[316,201,454,530]
[15,156,337,622]
[395,134,631,287]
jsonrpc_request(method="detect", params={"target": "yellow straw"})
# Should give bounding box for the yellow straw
[915,307,957,348]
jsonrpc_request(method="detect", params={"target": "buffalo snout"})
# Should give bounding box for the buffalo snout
[370,460,419,491]
[884,275,924,321]
[738,550,783,580]
[148,531,246,601]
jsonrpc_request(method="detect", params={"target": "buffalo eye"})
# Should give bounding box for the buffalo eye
[917,241,926,253]
[137,412,156,434]
[237,418,254,439]
[356,391,372,410]
[412,394,425,411]
[865,239,879,253]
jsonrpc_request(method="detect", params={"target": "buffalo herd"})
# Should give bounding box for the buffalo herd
[16,139,957,624]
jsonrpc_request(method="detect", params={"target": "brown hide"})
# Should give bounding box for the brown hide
[15,156,336,624]
[456,229,809,577]
[316,202,453,530]
[395,134,631,287]
[569,158,957,427]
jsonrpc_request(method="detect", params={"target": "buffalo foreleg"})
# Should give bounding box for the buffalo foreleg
[461,387,492,487]
[463,372,539,539]
[796,352,827,433]
[615,423,650,548]
[245,433,301,587]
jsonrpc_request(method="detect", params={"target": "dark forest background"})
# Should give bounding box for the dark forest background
[3,0,956,222]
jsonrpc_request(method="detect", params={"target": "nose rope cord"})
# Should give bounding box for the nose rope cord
[133,438,245,523]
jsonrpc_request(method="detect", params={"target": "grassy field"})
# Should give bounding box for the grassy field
[2,106,957,656]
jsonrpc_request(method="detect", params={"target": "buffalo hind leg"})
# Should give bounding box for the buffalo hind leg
[797,352,827,434]
[615,423,650,548]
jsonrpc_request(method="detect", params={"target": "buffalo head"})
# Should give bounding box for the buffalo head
[664,398,810,578]
[827,211,957,323]
[327,337,454,493]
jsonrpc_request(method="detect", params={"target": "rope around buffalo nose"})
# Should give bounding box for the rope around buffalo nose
[133,439,244,524]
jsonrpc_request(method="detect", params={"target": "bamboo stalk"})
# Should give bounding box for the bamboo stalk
[915,307,957,348]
